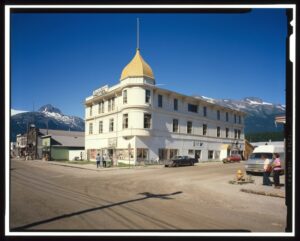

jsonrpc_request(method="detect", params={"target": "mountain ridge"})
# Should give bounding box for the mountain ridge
[11,98,285,142]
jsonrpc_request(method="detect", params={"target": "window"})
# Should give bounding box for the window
[174,98,178,111]
[217,110,220,120]
[109,119,114,132]
[123,114,128,129]
[188,104,198,113]
[226,112,229,122]
[203,124,207,136]
[108,99,111,111]
[187,121,192,134]
[144,113,151,128]
[173,119,179,132]
[217,127,220,137]
[234,114,237,123]
[226,128,229,138]
[234,129,237,139]
[239,116,241,124]
[111,97,115,111]
[99,121,103,134]
[238,130,241,139]
[137,148,148,162]
[145,89,151,103]
[123,90,127,104]
[89,106,92,116]
[203,106,207,117]
[89,123,93,134]
[188,149,194,155]
[98,101,104,114]
[158,94,163,107]
[208,150,214,159]
[107,98,115,111]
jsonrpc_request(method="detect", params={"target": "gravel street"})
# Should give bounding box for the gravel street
[10,159,287,232]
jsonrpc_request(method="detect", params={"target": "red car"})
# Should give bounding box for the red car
[222,154,242,163]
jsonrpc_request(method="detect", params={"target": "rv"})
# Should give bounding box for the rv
[245,144,285,174]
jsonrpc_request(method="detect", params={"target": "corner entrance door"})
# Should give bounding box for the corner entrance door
[195,150,201,162]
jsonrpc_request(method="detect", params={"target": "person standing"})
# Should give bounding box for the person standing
[262,154,272,186]
[96,153,100,168]
[272,153,282,189]
[103,154,107,168]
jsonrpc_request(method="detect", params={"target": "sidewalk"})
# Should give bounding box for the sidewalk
[48,160,164,172]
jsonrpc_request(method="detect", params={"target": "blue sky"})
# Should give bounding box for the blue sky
[10,9,287,118]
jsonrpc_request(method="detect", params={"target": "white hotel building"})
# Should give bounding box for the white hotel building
[85,49,246,164]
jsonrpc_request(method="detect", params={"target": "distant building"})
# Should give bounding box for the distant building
[250,141,284,148]
[41,130,85,161]
[244,139,254,160]
[84,48,246,164]
[16,133,27,157]
[275,115,286,125]
[15,127,85,160]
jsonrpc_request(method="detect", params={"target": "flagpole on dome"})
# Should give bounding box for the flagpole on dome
[137,18,140,51]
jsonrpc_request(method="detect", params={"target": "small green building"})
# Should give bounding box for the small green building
[42,130,84,161]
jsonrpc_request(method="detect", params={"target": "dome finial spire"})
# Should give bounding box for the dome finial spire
[137,18,140,50]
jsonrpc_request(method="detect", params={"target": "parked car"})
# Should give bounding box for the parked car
[222,154,242,163]
[164,155,197,167]
[245,145,285,175]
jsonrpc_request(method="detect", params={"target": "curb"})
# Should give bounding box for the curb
[48,162,164,172]
[240,188,285,198]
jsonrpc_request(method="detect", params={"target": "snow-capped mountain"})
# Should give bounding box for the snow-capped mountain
[10,104,84,141]
[11,109,28,116]
[195,96,285,133]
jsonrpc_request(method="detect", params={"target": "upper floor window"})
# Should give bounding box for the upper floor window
[158,94,163,107]
[234,129,237,139]
[234,114,237,124]
[203,106,207,117]
[187,121,192,134]
[123,90,127,104]
[217,110,220,120]
[123,114,128,129]
[145,89,151,103]
[99,121,103,134]
[144,113,151,129]
[98,101,104,114]
[89,106,92,116]
[108,97,115,112]
[108,99,111,112]
[226,128,229,138]
[217,126,220,137]
[89,123,93,134]
[173,119,179,133]
[238,130,241,139]
[238,116,241,124]
[174,98,178,111]
[111,97,115,111]
[203,124,207,136]
[226,112,229,122]
[109,119,114,132]
[188,104,198,113]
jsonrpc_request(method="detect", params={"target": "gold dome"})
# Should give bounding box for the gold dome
[120,49,154,81]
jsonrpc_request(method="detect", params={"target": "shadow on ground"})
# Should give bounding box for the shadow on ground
[11,191,183,231]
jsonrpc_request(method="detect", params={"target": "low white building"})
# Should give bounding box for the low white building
[85,48,246,164]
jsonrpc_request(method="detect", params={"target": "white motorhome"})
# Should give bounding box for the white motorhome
[245,144,285,174]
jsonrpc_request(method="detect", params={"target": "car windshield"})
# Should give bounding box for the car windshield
[250,153,273,160]
[172,156,182,160]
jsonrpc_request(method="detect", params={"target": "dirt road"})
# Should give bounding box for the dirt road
[10,159,287,232]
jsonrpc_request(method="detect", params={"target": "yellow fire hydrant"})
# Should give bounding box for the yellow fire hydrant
[236,169,244,181]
